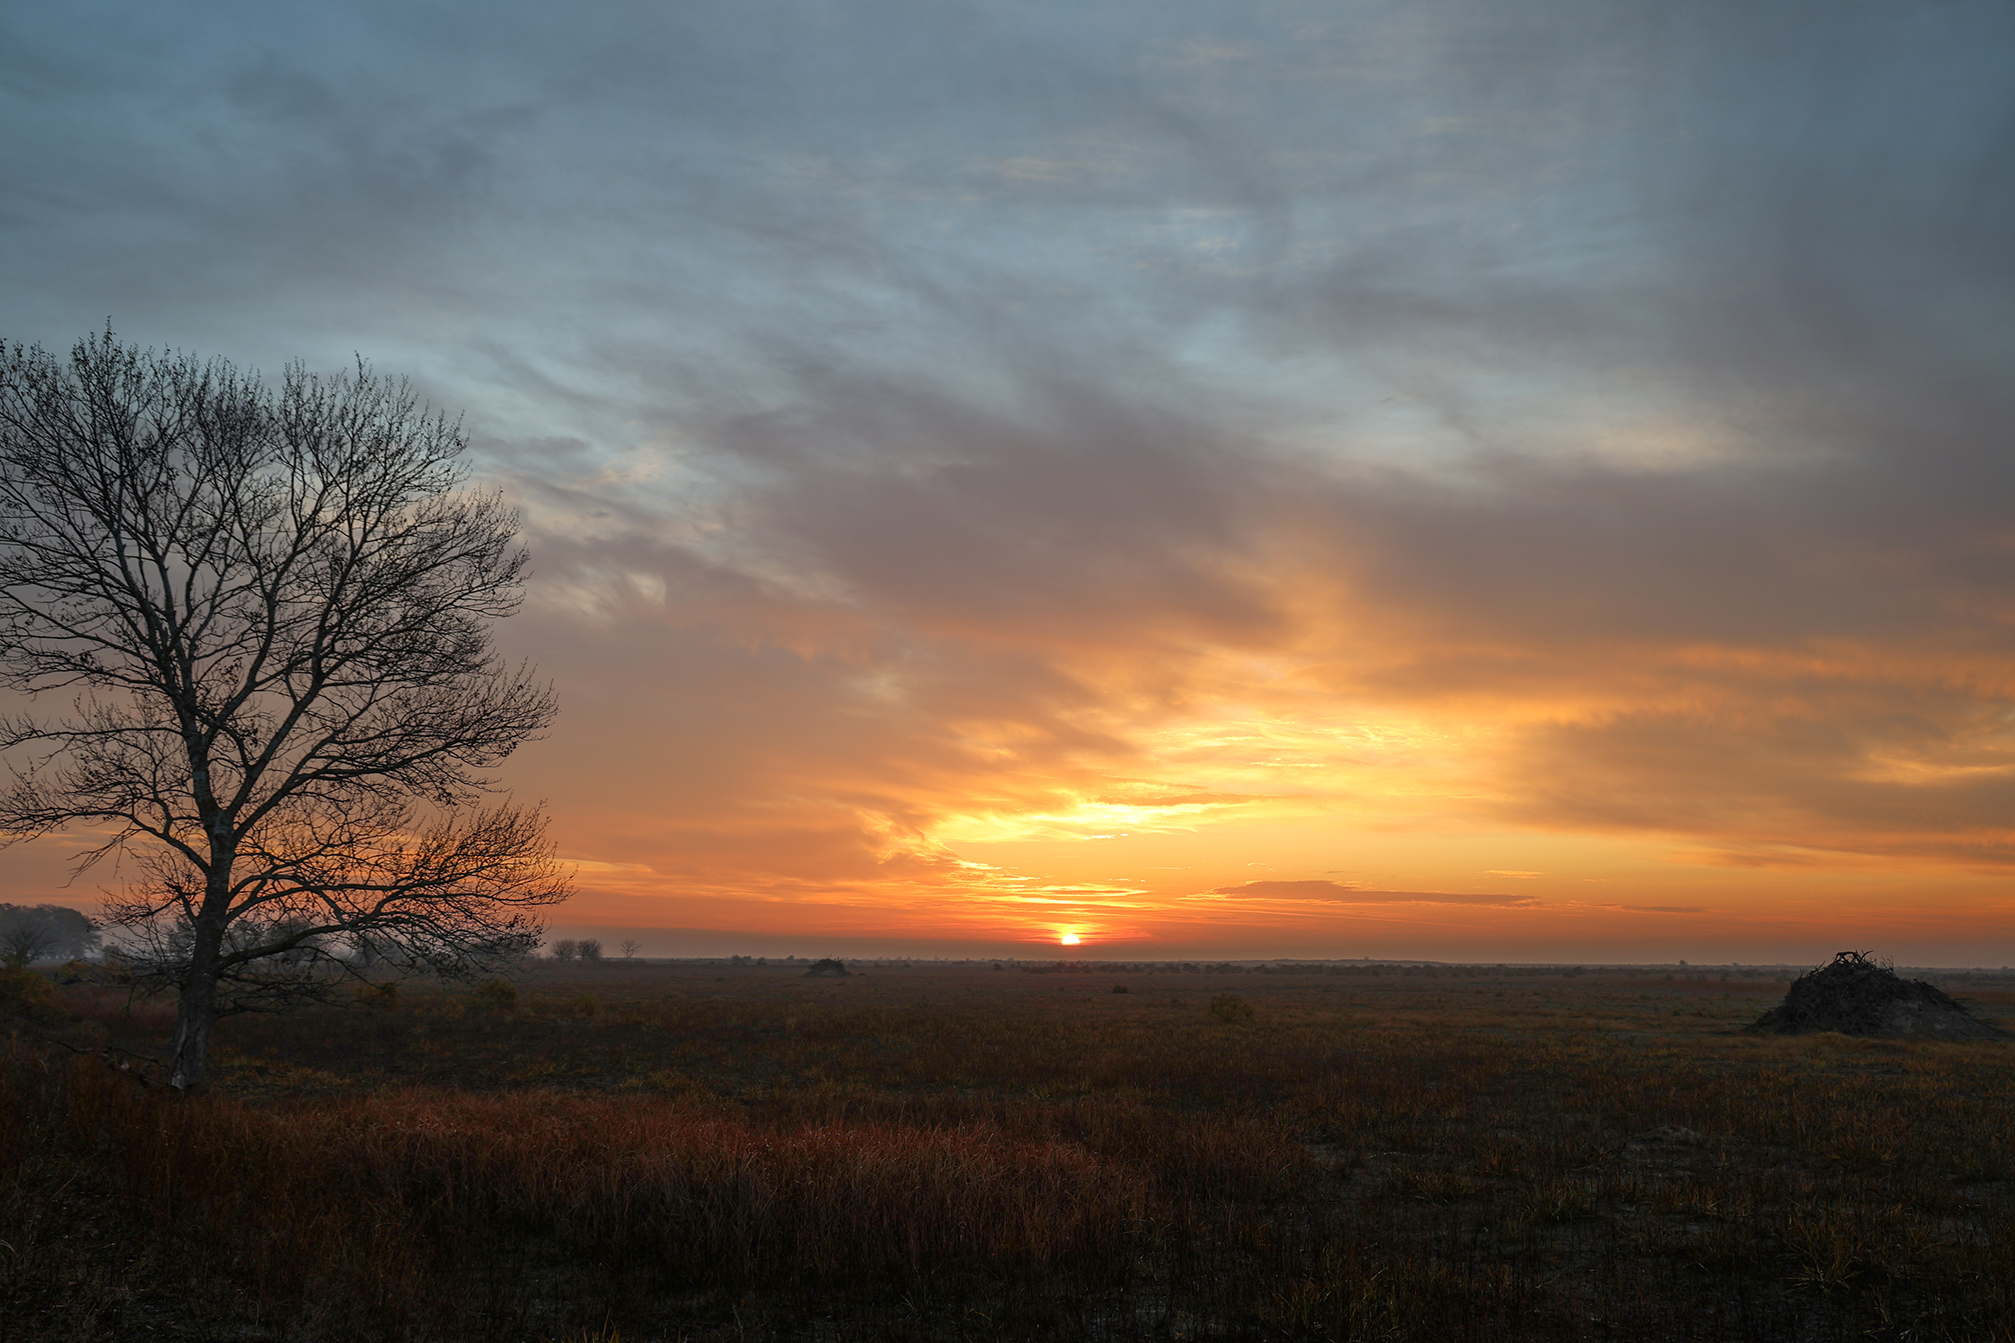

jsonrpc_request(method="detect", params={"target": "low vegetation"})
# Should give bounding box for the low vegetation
[4,960,2013,1340]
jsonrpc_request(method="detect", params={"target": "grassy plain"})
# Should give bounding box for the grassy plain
[4,958,2013,1341]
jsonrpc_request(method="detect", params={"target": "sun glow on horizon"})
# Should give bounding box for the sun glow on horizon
[1059,932,1081,945]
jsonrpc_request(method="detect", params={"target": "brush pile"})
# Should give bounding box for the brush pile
[1747,951,2006,1039]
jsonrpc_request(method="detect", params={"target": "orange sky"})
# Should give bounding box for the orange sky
[456,432,2015,965]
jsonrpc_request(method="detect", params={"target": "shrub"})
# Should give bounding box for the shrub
[475,978,518,1010]
[54,958,106,985]
[357,981,399,1008]
[1209,992,1254,1024]
[0,966,65,1024]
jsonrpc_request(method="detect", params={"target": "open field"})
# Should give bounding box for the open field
[5,959,2014,1341]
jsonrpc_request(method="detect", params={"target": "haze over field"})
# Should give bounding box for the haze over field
[4,1,2014,963]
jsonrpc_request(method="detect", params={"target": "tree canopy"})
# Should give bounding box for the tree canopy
[0,902,97,967]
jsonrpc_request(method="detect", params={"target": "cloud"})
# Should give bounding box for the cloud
[4,0,2014,957]
[1205,881,1538,907]
[439,0,2015,920]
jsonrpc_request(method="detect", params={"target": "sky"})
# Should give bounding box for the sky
[4,0,2015,964]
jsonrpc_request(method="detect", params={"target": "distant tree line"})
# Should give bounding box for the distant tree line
[1015,961,1793,979]
[547,937,648,962]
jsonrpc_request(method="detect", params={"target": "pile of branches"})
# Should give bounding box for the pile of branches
[1747,951,2006,1038]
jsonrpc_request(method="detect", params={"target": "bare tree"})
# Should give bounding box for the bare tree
[551,938,579,961]
[576,937,603,963]
[0,922,53,968]
[0,332,571,1089]
[618,937,641,961]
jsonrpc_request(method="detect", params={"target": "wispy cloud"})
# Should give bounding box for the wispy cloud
[1205,881,1538,908]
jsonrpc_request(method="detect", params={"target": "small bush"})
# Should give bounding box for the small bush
[1209,992,1254,1024]
[357,981,399,1008]
[475,978,518,1010]
[54,958,107,985]
[0,966,66,1024]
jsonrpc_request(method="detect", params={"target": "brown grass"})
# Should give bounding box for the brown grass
[4,960,2014,1340]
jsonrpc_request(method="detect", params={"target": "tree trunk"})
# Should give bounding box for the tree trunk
[169,983,216,1093]
[170,918,224,1093]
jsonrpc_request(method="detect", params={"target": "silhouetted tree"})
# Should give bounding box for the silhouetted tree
[551,938,579,961]
[619,938,641,960]
[0,332,571,1090]
[577,937,603,963]
[0,902,97,966]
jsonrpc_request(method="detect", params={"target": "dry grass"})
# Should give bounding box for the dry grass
[4,960,2014,1340]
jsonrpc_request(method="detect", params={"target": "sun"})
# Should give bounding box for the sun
[1059,932,1081,946]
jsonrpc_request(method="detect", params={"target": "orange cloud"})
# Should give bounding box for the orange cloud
[1205,881,1538,907]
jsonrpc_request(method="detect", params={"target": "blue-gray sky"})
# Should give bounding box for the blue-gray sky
[5,0,2015,961]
